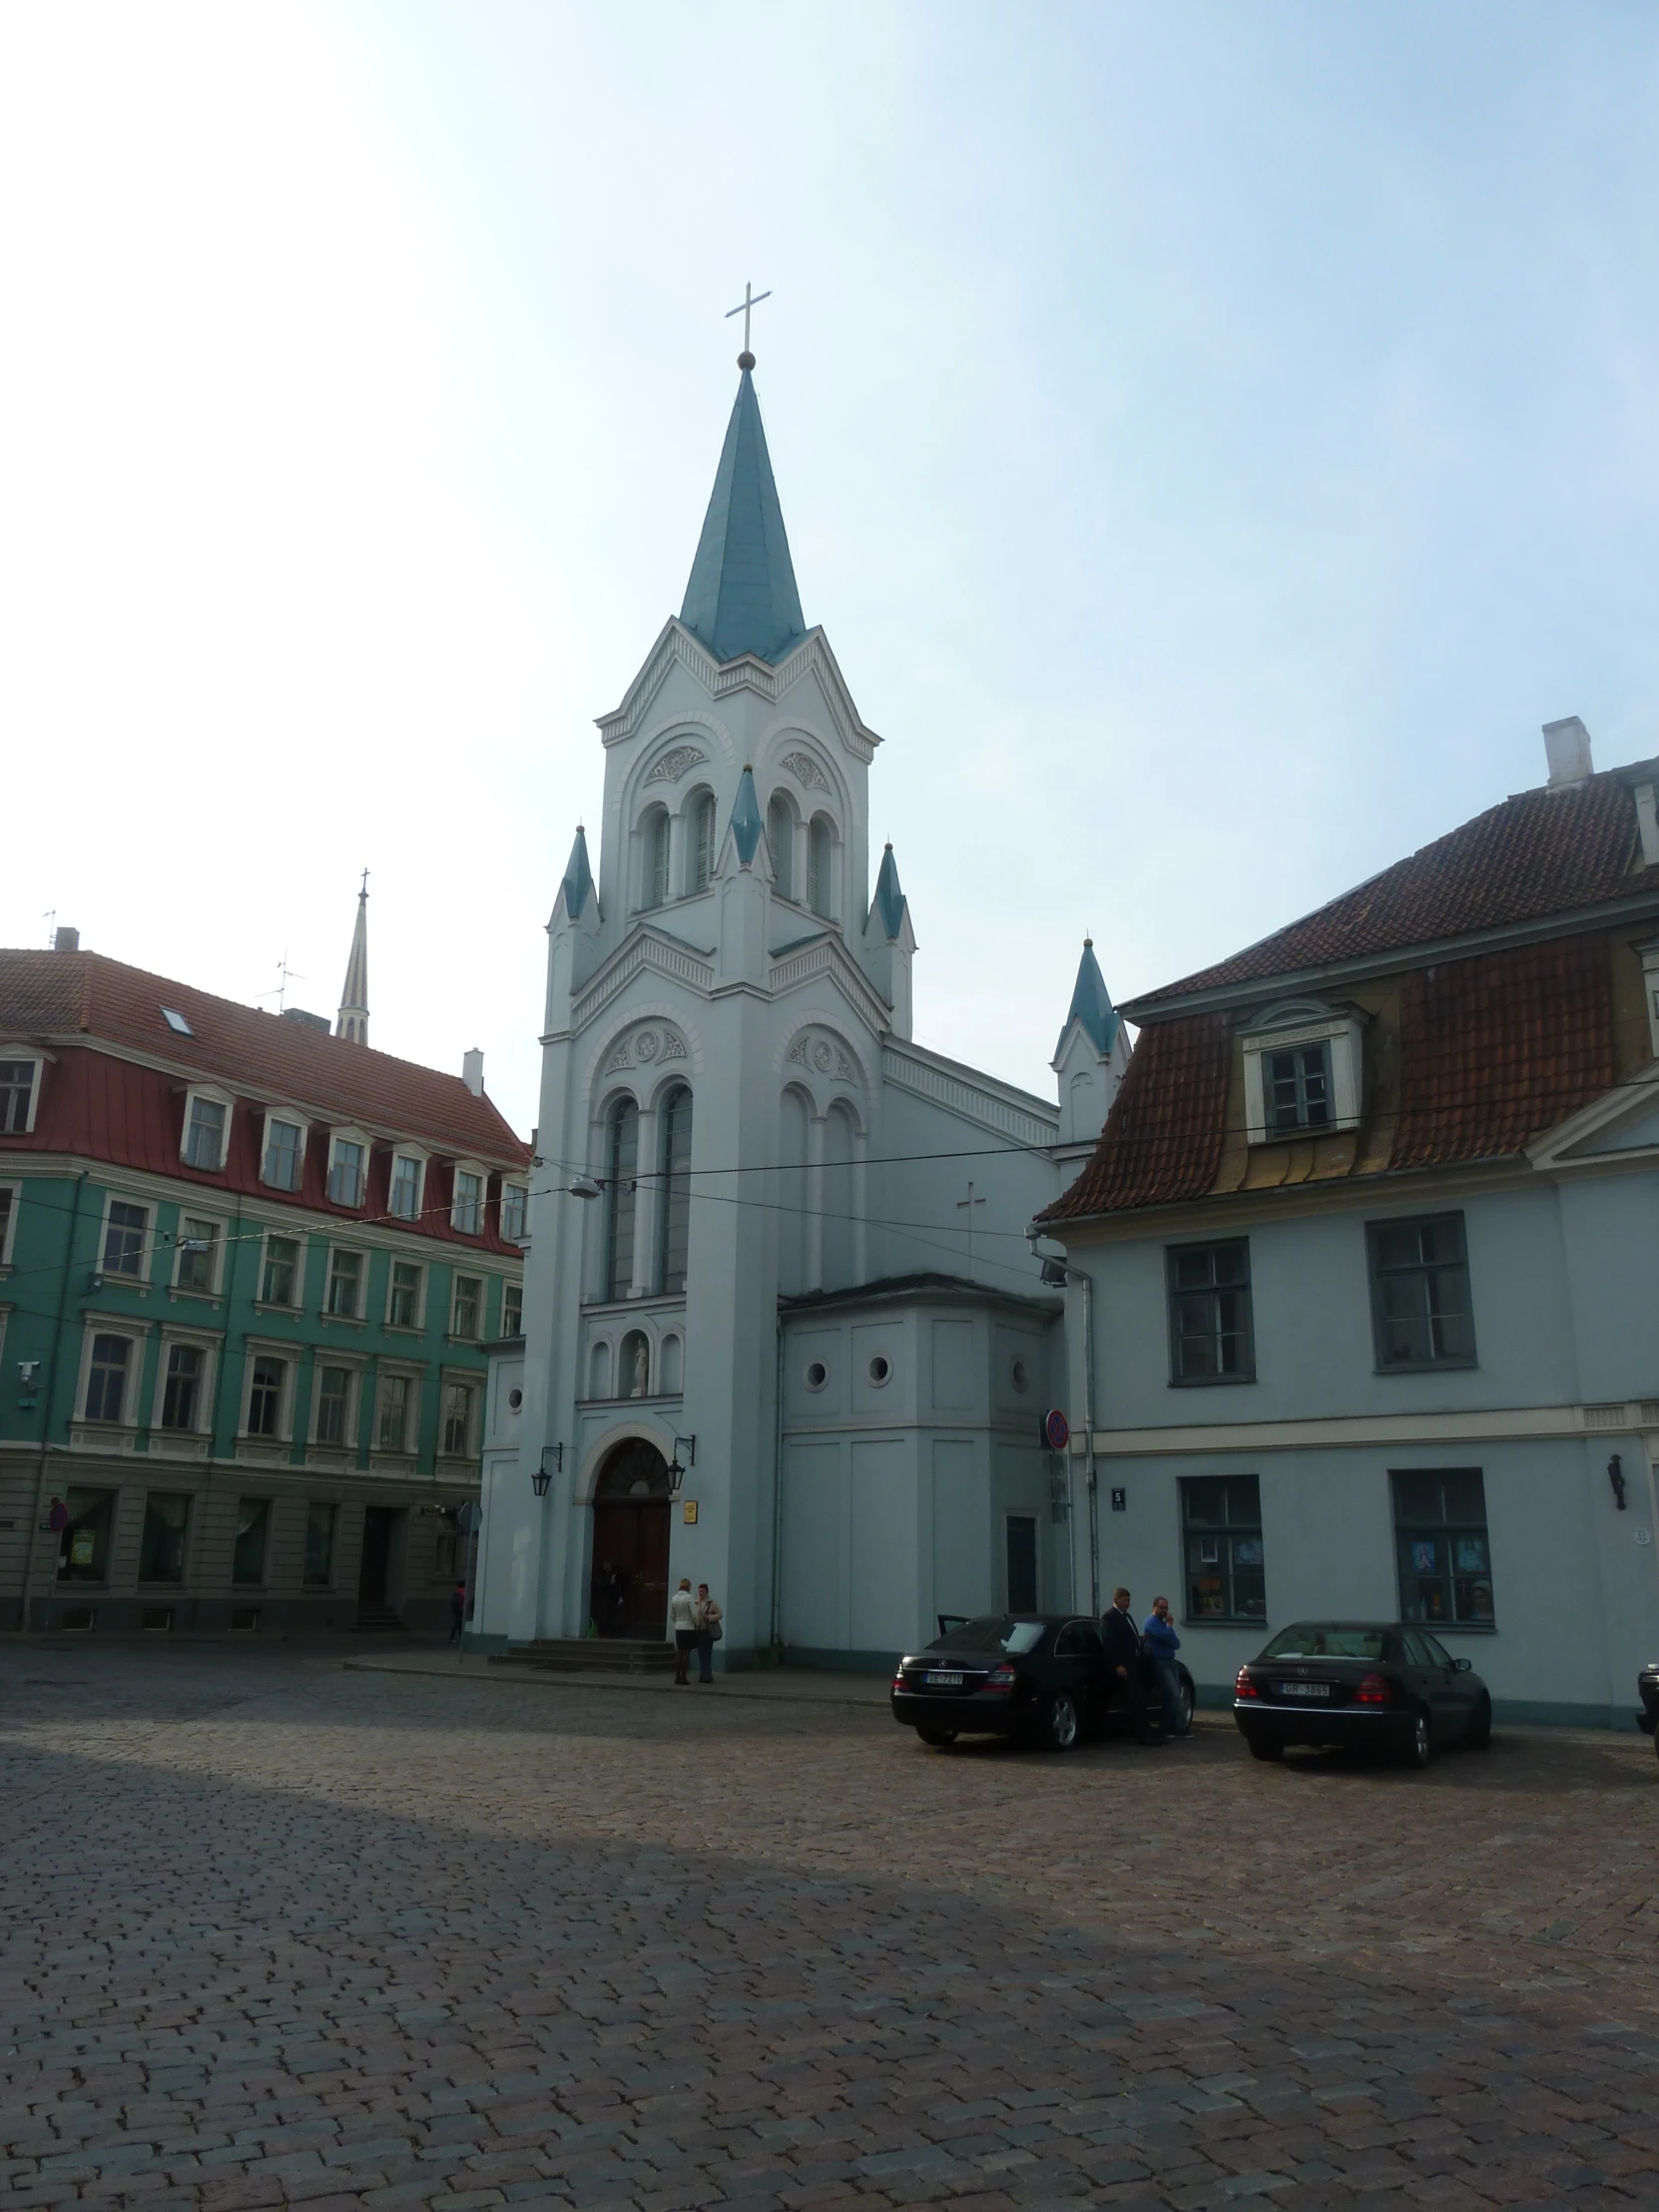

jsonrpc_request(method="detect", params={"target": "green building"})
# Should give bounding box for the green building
[0,907,529,1635]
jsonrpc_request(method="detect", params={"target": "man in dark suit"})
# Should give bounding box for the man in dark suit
[1102,1585,1164,1745]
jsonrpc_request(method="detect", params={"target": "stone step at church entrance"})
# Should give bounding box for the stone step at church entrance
[490,1637,676,1676]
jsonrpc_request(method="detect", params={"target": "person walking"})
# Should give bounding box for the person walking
[669,1576,698,1684]
[1102,1585,1164,1745]
[694,1582,723,1684]
[1142,1594,1187,1737]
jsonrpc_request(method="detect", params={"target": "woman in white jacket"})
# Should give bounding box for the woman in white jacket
[668,1577,698,1684]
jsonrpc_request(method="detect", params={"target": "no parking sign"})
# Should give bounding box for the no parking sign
[1043,1408,1069,1453]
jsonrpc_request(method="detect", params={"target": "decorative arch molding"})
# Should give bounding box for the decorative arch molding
[581,1006,705,1116]
[621,711,738,817]
[643,743,709,787]
[574,1418,677,1505]
[756,722,852,816]
[1242,996,1344,1037]
[774,1016,874,1095]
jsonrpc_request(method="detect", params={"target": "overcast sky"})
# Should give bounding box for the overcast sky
[4,2,1658,1137]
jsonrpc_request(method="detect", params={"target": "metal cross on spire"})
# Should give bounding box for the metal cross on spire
[725,279,772,367]
[359,867,369,898]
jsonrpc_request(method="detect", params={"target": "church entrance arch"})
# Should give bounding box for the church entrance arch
[589,1438,672,1640]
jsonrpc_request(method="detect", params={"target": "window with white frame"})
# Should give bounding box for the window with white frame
[182,1089,231,1171]
[158,1340,209,1431]
[387,1258,423,1330]
[312,1363,356,1448]
[388,1152,425,1222]
[499,1181,527,1243]
[245,1353,287,1438]
[259,1232,301,1308]
[326,1133,367,1208]
[101,1198,150,1280]
[451,1168,483,1236]
[440,1379,477,1457]
[451,1273,482,1339]
[500,1281,523,1338]
[0,1057,41,1135]
[173,1215,222,1296]
[83,1330,137,1423]
[0,1183,18,1268]
[325,1247,364,1319]
[262,1114,304,1191]
[376,1371,416,1453]
[1241,1003,1365,1145]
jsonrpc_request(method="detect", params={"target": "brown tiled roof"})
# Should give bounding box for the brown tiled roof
[1041,1012,1232,1222]
[0,949,527,1165]
[1388,935,1612,1172]
[1132,769,1656,1009]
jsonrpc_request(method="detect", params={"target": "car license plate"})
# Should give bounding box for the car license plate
[924,1671,964,1687]
[1277,1681,1330,1699]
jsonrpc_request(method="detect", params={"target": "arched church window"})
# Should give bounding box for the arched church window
[658,1084,693,1296]
[691,793,717,893]
[768,795,794,900]
[808,815,834,920]
[605,1099,639,1300]
[641,809,670,910]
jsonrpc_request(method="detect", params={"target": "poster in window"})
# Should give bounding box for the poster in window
[71,1531,95,1566]
[1195,1578,1224,1616]
[1233,1537,1264,1567]
[1198,1536,1220,1566]
[1453,1536,1487,1574]
[1411,1539,1437,1575]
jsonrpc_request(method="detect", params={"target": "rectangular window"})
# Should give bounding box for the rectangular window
[500,1282,523,1338]
[441,1381,475,1456]
[0,1058,37,1133]
[1182,1476,1266,1622]
[451,1274,481,1339]
[328,1139,365,1208]
[247,1356,284,1437]
[139,1492,191,1582]
[1167,1240,1254,1383]
[261,1235,299,1307]
[499,1183,527,1243]
[263,1117,303,1190]
[1369,1214,1476,1370]
[388,1259,422,1330]
[232,1497,271,1585]
[57,1486,115,1581]
[325,1249,362,1319]
[388,1155,423,1222]
[1265,1042,1332,1135]
[176,1217,220,1294]
[85,1334,132,1422]
[0,1185,13,1265]
[1005,1514,1038,1612]
[103,1200,148,1279]
[378,1374,412,1453]
[452,1171,483,1236]
[315,1365,352,1447]
[302,1500,337,1586]
[161,1343,205,1430]
[184,1095,227,1170]
[1391,1468,1494,1626]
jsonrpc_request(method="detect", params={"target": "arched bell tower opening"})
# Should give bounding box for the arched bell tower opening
[588,1438,672,1640]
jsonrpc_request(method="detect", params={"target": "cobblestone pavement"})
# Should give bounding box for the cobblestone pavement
[5,1644,1659,2212]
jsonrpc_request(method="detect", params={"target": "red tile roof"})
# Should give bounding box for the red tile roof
[0,949,528,1166]
[1042,1012,1233,1221]
[1131,767,1657,1010]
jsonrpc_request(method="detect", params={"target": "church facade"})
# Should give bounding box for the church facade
[473,358,1128,1665]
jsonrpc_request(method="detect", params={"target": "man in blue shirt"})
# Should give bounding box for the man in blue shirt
[1142,1594,1188,1738]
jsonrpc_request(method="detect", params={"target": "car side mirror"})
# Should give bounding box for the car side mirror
[1453,1656,1471,1673]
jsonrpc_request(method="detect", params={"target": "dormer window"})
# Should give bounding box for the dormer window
[262,1113,305,1191]
[0,1057,42,1135]
[1241,1002,1365,1146]
[499,1181,527,1243]
[327,1133,367,1208]
[182,1089,231,1172]
[388,1152,426,1223]
[452,1165,484,1236]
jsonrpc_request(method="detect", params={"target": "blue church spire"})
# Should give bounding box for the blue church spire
[680,366,807,666]
[1060,937,1119,1057]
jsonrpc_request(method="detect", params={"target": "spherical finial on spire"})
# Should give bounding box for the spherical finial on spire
[1083,933,1093,947]
[737,349,755,371]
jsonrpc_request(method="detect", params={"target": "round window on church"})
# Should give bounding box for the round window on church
[867,1355,891,1387]
[805,1360,828,1391]
[1010,1360,1029,1394]
[508,1387,523,1412]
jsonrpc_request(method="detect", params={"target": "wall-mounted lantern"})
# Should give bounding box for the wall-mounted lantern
[1609,1453,1628,1510]
[533,1442,564,1497]
[667,1434,696,1495]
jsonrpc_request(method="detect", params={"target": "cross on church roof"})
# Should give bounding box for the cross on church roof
[725,280,772,368]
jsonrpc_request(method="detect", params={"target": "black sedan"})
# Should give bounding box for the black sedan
[891,1613,1194,1752]
[1234,1620,1492,1768]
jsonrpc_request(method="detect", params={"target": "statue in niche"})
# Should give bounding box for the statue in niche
[630,1339,649,1397]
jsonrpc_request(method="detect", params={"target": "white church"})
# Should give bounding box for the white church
[473,347,1128,1666]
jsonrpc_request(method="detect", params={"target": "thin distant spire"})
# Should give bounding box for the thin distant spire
[336,874,369,1045]
[1059,935,1118,1058]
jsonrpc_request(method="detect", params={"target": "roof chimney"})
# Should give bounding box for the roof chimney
[462,1047,485,1097]
[53,925,80,952]
[1543,716,1593,788]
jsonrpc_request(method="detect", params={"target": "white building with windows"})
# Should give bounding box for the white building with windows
[474,357,1129,1665]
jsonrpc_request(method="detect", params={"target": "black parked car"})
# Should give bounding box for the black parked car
[1234,1620,1491,1768]
[1637,1662,1659,1759]
[891,1613,1195,1752]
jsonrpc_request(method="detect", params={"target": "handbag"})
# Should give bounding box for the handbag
[709,1618,724,1642]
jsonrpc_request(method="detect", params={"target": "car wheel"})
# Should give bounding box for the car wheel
[915,1727,957,1748]
[1405,1708,1432,1769]
[1174,1676,1196,1736]
[1041,1692,1080,1752]
[1248,1734,1283,1762]
[1466,1695,1491,1750]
